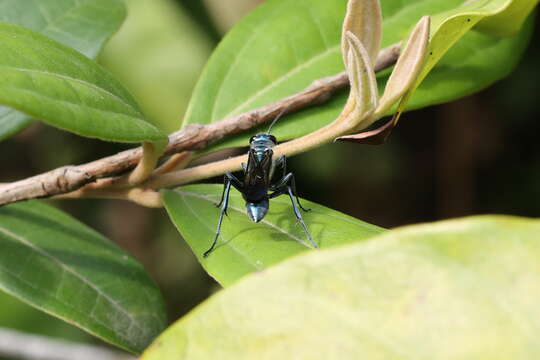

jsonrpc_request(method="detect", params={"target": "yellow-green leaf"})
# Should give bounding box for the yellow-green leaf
[475,0,539,36]
[143,216,540,359]
[415,0,536,91]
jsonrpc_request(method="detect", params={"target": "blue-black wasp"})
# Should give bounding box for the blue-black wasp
[203,110,318,257]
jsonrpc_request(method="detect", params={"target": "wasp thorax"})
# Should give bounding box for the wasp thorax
[246,199,269,223]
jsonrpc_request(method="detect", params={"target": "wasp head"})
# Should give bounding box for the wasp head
[249,134,277,145]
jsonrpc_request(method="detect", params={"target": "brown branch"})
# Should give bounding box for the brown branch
[0,43,400,207]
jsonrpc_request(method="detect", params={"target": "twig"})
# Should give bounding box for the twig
[0,327,134,360]
[57,184,163,208]
[0,43,401,207]
[126,142,163,185]
[144,102,356,190]
[154,151,194,175]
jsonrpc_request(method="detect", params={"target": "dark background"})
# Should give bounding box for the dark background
[0,0,538,352]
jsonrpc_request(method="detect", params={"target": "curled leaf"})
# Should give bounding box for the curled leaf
[336,88,409,145]
[341,31,379,130]
[374,16,431,118]
[341,0,382,67]
[336,16,430,144]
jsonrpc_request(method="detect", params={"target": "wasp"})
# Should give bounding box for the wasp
[203,111,318,257]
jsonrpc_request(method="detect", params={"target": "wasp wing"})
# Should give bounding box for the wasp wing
[244,149,273,188]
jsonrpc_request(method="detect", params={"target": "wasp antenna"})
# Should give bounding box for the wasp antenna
[266,105,290,134]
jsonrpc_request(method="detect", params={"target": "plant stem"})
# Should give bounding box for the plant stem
[0,43,400,207]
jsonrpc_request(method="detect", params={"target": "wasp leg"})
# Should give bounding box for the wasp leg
[277,155,286,179]
[216,172,242,209]
[281,156,288,178]
[205,173,241,257]
[269,174,317,248]
[270,172,311,212]
[286,186,317,248]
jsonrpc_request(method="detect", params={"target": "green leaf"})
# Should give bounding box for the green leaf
[409,14,533,110]
[413,0,537,95]
[0,290,92,342]
[162,184,384,286]
[143,216,540,359]
[0,0,126,58]
[0,200,167,353]
[0,21,166,143]
[98,0,213,133]
[475,0,539,36]
[183,0,534,153]
[0,0,127,141]
[0,106,33,141]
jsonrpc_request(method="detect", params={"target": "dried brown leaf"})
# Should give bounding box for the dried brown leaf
[335,117,394,144]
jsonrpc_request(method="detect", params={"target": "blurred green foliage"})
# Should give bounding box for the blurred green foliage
[0,291,90,342]
[99,0,213,133]
[0,0,538,357]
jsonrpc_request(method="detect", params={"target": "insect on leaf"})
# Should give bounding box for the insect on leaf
[162,184,384,286]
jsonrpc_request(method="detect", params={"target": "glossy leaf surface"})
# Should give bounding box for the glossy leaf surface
[0,21,165,143]
[476,0,539,36]
[162,184,384,286]
[0,0,127,141]
[183,0,534,153]
[144,216,540,359]
[0,201,167,353]
[414,0,536,94]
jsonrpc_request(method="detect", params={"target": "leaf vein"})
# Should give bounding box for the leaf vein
[0,66,138,113]
[0,226,144,337]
